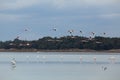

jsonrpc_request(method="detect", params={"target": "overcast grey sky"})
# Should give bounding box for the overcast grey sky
[0,0,120,41]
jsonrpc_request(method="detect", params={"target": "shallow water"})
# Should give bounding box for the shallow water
[0,52,120,80]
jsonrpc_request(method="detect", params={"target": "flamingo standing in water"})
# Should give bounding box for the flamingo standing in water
[42,55,46,63]
[11,58,16,70]
[93,57,96,64]
[80,56,83,63]
[11,58,16,65]
[109,56,116,64]
[60,55,63,63]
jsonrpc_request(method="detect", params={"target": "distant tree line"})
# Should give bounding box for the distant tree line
[0,36,120,50]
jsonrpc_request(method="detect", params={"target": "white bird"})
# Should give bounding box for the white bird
[93,57,96,63]
[109,56,116,63]
[59,55,63,63]
[42,55,46,63]
[11,58,16,65]
[80,56,83,63]
[53,28,57,31]
[26,55,30,62]
[68,30,74,36]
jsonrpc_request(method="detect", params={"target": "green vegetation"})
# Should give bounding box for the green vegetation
[0,36,120,50]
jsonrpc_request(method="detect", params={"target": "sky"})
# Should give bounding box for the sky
[0,0,120,41]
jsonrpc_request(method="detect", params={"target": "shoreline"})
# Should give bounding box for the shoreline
[0,49,120,53]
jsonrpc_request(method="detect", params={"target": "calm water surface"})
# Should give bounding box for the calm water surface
[0,52,120,80]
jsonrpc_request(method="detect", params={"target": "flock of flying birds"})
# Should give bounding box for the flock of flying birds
[15,28,106,40]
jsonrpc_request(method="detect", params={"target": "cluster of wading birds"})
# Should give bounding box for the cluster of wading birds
[10,55,116,71]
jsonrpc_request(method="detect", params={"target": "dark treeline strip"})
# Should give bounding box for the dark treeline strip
[0,36,120,50]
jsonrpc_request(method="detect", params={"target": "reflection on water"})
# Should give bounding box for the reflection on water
[0,52,120,80]
[11,65,16,70]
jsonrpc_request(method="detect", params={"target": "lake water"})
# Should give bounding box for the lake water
[0,52,120,80]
